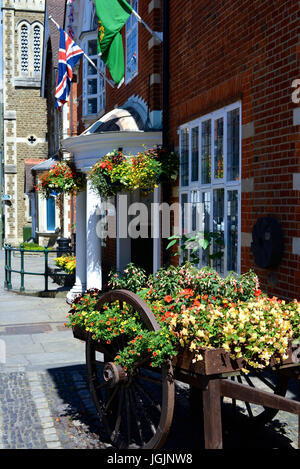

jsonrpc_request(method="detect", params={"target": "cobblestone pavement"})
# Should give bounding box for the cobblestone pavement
[0,365,299,449]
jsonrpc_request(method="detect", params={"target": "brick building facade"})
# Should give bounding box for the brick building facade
[167,0,300,300]
[61,0,300,301]
[2,0,48,245]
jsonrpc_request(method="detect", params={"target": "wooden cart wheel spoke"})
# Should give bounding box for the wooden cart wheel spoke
[111,386,125,440]
[129,387,145,446]
[125,389,132,446]
[225,371,289,424]
[85,290,175,449]
[134,381,162,413]
[131,384,157,436]
[104,385,120,412]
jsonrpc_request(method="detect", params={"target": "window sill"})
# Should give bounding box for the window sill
[82,109,105,123]
[15,76,41,88]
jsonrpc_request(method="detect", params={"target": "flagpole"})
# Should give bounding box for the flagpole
[131,9,163,43]
[48,15,115,88]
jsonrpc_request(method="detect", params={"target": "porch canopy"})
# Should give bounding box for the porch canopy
[62,106,162,303]
[63,107,162,172]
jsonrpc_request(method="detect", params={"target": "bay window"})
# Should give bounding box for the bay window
[179,102,241,275]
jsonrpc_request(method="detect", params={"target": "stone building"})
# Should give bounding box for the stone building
[2,0,48,245]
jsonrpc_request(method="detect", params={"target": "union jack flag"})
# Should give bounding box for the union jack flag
[55,28,84,109]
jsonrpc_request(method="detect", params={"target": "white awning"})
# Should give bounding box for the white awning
[62,107,162,172]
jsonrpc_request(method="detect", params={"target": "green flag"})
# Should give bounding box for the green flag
[95,0,133,86]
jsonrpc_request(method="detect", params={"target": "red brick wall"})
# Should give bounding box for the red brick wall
[168,0,300,300]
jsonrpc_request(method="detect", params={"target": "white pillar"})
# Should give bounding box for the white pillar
[66,190,87,303]
[86,180,102,290]
[152,186,161,274]
[116,194,131,271]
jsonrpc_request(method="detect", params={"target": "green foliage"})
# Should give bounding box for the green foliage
[108,263,148,293]
[19,243,53,251]
[167,231,225,267]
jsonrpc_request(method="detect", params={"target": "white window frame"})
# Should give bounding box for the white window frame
[178,101,242,276]
[82,34,106,118]
[125,0,138,84]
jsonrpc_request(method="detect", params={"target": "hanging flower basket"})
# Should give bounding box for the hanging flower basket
[35,161,86,198]
[88,147,179,199]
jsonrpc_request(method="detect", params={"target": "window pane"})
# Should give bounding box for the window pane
[126,29,138,77]
[202,191,211,266]
[214,118,223,179]
[191,127,199,182]
[21,25,29,72]
[227,190,238,272]
[180,129,189,187]
[87,59,97,75]
[227,108,240,181]
[213,188,224,274]
[201,120,211,184]
[87,98,97,114]
[33,26,41,72]
[87,78,97,95]
[180,193,188,235]
[88,40,97,56]
[46,197,55,232]
[191,190,201,232]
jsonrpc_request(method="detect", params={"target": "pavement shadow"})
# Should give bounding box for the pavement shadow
[44,364,112,448]
[43,364,298,449]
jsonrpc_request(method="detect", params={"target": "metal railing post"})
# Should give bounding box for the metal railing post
[4,245,8,289]
[20,244,25,292]
[44,248,49,292]
[7,244,12,290]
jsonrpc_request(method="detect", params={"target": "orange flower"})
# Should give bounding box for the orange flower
[164,295,173,303]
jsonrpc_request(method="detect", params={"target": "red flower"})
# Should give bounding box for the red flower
[180,289,194,298]
[164,295,173,303]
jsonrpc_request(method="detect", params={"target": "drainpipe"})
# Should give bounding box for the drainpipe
[162,0,169,149]
[162,0,170,265]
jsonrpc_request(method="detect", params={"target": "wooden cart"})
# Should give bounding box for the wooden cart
[72,289,300,449]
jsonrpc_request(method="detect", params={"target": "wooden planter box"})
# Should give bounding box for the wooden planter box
[73,325,300,376]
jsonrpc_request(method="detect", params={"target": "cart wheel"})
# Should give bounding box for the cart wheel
[86,289,175,449]
[224,371,289,424]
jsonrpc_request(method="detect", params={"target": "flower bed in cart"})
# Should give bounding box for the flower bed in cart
[65,263,300,374]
